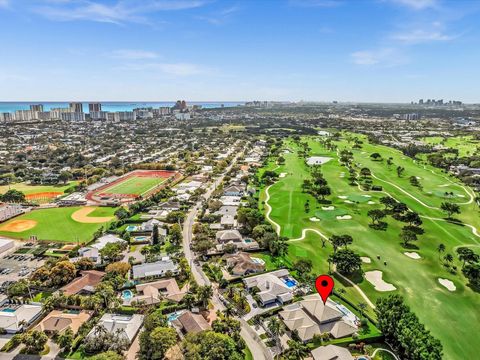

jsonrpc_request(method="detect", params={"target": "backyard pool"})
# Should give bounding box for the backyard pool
[167,310,185,322]
[283,277,297,288]
[1,308,16,313]
[126,225,137,232]
[122,290,133,301]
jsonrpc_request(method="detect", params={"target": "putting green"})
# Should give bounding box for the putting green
[0,206,116,243]
[260,133,480,360]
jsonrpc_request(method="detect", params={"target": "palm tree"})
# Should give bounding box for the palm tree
[357,302,367,318]
[197,285,213,308]
[437,243,446,260]
[284,339,309,360]
[443,253,454,265]
[268,317,285,359]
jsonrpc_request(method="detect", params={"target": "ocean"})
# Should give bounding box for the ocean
[0,101,243,113]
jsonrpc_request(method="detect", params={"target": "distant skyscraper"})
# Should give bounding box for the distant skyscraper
[69,102,83,113]
[89,103,102,112]
[30,104,44,112]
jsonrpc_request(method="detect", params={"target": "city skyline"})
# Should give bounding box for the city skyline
[1,0,479,102]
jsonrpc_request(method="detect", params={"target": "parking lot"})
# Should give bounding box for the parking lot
[0,242,45,294]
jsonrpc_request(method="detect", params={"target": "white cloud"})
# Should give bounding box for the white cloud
[351,48,407,66]
[392,29,454,44]
[33,0,208,24]
[196,5,240,25]
[389,0,438,10]
[111,49,159,60]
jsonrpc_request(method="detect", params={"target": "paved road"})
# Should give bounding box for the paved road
[181,147,273,360]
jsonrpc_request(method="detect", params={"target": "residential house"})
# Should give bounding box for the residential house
[0,302,43,333]
[91,234,126,251]
[125,278,186,305]
[35,310,92,334]
[132,257,178,280]
[60,270,105,296]
[75,247,100,264]
[223,185,245,197]
[279,294,358,342]
[172,311,211,335]
[224,252,265,276]
[311,345,354,360]
[87,314,144,345]
[243,269,295,306]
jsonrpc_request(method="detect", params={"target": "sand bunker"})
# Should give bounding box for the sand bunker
[344,200,354,204]
[361,257,371,264]
[0,219,37,232]
[71,207,113,224]
[307,156,332,166]
[322,206,334,211]
[279,173,287,178]
[404,252,421,260]
[338,195,348,199]
[365,270,396,291]
[367,201,375,205]
[362,195,372,198]
[336,215,352,220]
[438,278,456,291]
[309,217,320,222]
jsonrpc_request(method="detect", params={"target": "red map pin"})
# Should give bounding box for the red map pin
[315,275,334,304]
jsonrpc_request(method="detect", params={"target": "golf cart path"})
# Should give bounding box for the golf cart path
[371,348,400,360]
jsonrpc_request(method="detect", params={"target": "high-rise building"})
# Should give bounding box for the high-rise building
[69,102,83,113]
[0,113,12,122]
[30,104,44,112]
[89,103,102,112]
[14,110,34,121]
[90,111,108,120]
[113,111,135,121]
[61,112,85,121]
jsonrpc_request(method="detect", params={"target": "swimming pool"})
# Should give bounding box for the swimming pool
[283,277,297,288]
[134,236,148,241]
[357,357,369,360]
[1,308,16,313]
[126,225,137,232]
[167,310,185,322]
[122,290,133,300]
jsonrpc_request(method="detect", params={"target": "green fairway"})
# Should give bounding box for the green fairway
[0,181,77,195]
[260,134,480,360]
[101,176,167,196]
[421,135,480,157]
[0,206,116,243]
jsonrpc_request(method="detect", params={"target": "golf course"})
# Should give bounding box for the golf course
[259,132,480,360]
[0,206,116,243]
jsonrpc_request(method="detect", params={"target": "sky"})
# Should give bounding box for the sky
[0,0,479,103]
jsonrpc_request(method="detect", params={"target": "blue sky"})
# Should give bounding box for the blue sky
[0,0,479,102]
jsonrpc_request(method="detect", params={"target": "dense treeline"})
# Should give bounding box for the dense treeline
[376,295,442,360]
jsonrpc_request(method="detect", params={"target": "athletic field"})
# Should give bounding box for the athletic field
[88,170,179,204]
[101,175,167,196]
[0,206,116,243]
[259,133,480,360]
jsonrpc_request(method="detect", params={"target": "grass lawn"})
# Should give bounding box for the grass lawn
[101,176,167,196]
[0,206,116,243]
[259,134,480,360]
[243,346,253,360]
[421,135,480,157]
[0,181,77,195]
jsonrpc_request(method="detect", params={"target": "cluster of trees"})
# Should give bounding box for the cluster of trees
[252,224,288,257]
[328,234,362,275]
[83,326,130,355]
[376,295,443,359]
[457,247,480,289]
[379,196,424,248]
[301,166,331,203]
[440,201,461,219]
[138,309,177,360]
[0,189,26,203]
[30,259,77,288]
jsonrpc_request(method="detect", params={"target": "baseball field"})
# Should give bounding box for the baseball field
[0,206,116,243]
